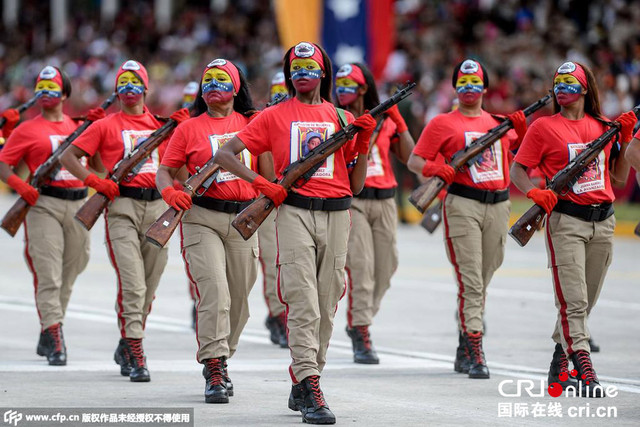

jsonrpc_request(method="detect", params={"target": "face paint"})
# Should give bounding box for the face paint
[455,75,483,104]
[290,58,322,93]
[270,85,288,102]
[201,68,234,105]
[35,80,62,108]
[117,71,145,106]
[336,77,359,106]
[554,74,583,106]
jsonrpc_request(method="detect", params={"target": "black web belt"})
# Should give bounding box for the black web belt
[554,199,614,222]
[118,185,162,201]
[40,186,88,200]
[193,197,254,214]
[283,193,352,211]
[448,183,509,204]
[356,187,396,200]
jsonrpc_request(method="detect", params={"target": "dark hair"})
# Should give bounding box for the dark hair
[336,62,380,110]
[283,44,333,103]
[552,61,605,121]
[451,60,489,88]
[194,65,256,117]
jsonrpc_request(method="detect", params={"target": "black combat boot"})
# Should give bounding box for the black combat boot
[346,325,379,364]
[571,350,605,398]
[37,331,46,356]
[465,332,490,379]
[265,315,281,345]
[548,343,578,389]
[454,332,470,373]
[42,323,67,366]
[588,337,600,353]
[301,376,336,424]
[191,303,197,332]
[203,358,229,403]
[288,382,306,412]
[277,311,288,348]
[222,359,234,397]
[114,338,132,376]
[125,338,150,382]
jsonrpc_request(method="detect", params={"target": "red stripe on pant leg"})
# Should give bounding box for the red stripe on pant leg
[546,219,574,355]
[180,223,203,362]
[104,211,127,338]
[23,222,43,327]
[345,267,354,328]
[442,201,467,333]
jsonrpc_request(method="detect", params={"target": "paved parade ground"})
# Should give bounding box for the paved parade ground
[1,194,639,426]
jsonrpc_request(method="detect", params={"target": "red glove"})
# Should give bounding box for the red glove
[616,110,637,143]
[422,162,456,184]
[7,174,39,206]
[170,108,191,124]
[506,110,527,149]
[84,173,120,201]
[1,108,20,139]
[87,107,106,122]
[161,186,192,211]
[353,113,377,155]
[437,189,447,201]
[172,179,184,191]
[252,175,287,207]
[526,188,557,215]
[386,105,408,133]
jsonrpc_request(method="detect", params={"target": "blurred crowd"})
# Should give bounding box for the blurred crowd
[1,0,639,130]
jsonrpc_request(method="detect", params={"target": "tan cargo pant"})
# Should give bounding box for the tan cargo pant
[104,197,168,339]
[276,204,350,383]
[258,210,285,317]
[345,197,398,327]
[181,205,258,362]
[442,193,510,334]
[545,211,614,355]
[24,195,90,330]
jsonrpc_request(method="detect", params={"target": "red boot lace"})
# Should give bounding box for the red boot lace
[47,324,63,352]
[558,352,570,374]
[306,376,327,408]
[574,351,596,382]
[467,332,485,364]
[355,326,372,350]
[126,339,146,367]
[206,359,224,386]
[278,311,287,329]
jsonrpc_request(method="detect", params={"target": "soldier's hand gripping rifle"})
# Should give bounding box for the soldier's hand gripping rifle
[74,106,194,230]
[409,93,553,213]
[144,93,290,248]
[0,92,118,236]
[509,104,640,247]
[0,93,40,129]
[231,82,416,241]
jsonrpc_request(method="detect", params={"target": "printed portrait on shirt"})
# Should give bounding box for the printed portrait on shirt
[290,122,335,178]
[568,143,605,194]
[366,144,384,177]
[465,131,504,183]
[121,129,158,176]
[49,134,87,181]
[209,132,250,182]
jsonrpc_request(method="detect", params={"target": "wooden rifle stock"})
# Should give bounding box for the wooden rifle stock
[408,93,553,213]
[420,200,443,234]
[0,94,39,129]
[75,106,192,230]
[145,163,221,248]
[635,220,640,238]
[232,82,417,240]
[1,92,118,236]
[508,203,546,247]
[509,103,640,246]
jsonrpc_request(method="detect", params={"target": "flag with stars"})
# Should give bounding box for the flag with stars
[322,0,395,79]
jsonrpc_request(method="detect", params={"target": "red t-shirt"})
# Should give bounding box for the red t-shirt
[364,118,398,189]
[515,113,614,205]
[73,110,166,189]
[413,109,518,191]
[236,98,357,198]
[0,114,85,188]
[162,112,259,201]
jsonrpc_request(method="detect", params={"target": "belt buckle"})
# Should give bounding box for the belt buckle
[483,191,495,204]
[587,206,600,222]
